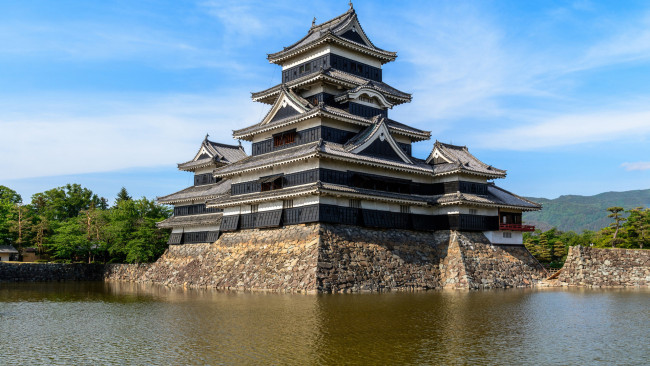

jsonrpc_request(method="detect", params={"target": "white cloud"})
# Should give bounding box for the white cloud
[472,108,650,150]
[0,93,267,180]
[622,162,650,171]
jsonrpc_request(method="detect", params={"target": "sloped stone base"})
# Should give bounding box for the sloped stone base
[105,223,545,292]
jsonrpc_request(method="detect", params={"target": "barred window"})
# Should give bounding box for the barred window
[503,232,512,238]
[250,204,258,213]
[283,200,293,209]
[469,209,478,215]
[400,205,410,214]
[273,131,296,147]
[349,199,361,209]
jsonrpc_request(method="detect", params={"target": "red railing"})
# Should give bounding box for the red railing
[499,224,535,232]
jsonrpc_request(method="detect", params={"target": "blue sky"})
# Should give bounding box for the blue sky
[2,0,650,203]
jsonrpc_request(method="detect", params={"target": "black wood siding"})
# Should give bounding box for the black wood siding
[281,54,382,83]
[194,173,220,186]
[220,216,239,231]
[173,204,222,216]
[357,138,403,161]
[348,102,387,119]
[167,233,182,245]
[282,205,320,225]
[251,126,359,156]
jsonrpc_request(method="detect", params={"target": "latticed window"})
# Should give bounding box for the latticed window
[503,232,512,238]
[469,208,477,215]
[349,199,361,209]
[250,204,258,213]
[283,199,293,209]
[273,130,296,147]
[400,205,410,214]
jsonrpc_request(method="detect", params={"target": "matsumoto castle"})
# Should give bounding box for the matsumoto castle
[157,5,541,246]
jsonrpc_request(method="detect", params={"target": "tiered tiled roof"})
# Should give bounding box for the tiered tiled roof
[157,180,231,205]
[233,103,429,141]
[251,68,411,105]
[267,8,396,64]
[157,213,223,228]
[430,184,541,211]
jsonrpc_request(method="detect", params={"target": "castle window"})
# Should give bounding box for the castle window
[503,232,512,238]
[250,204,258,213]
[260,174,283,192]
[469,209,477,215]
[400,205,410,214]
[273,130,296,147]
[349,199,361,209]
[283,199,293,209]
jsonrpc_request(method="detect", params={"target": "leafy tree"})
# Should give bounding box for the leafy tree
[0,186,22,246]
[607,206,626,248]
[553,240,566,260]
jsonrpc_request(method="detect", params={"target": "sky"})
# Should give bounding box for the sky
[1,0,650,203]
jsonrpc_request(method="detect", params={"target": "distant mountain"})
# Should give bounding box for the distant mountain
[523,189,650,233]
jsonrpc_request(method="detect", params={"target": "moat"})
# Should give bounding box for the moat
[1,282,648,365]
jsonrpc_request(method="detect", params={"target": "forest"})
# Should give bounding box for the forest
[0,184,171,263]
[524,206,650,268]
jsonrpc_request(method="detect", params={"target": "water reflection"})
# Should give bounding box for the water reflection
[1,282,648,365]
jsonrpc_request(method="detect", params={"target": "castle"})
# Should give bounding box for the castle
[152,5,545,292]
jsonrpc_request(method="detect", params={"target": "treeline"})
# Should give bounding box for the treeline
[525,206,649,268]
[0,184,171,263]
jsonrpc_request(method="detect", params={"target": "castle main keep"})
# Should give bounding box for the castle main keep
[149,5,545,292]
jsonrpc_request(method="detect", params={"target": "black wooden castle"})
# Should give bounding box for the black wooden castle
[158,5,540,246]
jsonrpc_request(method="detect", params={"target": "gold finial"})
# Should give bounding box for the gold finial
[349,1,353,10]
[312,17,316,26]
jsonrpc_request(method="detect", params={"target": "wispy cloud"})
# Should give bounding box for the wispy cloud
[0,92,267,180]
[622,162,650,171]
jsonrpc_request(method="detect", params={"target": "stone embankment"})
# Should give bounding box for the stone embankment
[556,246,650,287]
[0,262,104,282]
[104,223,546,292]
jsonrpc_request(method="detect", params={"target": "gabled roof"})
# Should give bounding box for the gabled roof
[344,117,412,164]
[267,7,397,65]
[257,86,313,127]
[233,102,429,141]
[251,68,411,105]
[0,245,18,254]
[157,179,232,205]
[426,141,506,179]
[177,136,247,172]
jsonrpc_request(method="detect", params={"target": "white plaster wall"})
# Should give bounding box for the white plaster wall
[483,230,523,245]
[223,206,241,216]
[171,225,220,233]
[281,44,383,69]
[231,158,319,184]
[434,175,489,184]
[194,167,214,175]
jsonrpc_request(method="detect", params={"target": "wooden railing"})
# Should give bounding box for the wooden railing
[499,223,535,232]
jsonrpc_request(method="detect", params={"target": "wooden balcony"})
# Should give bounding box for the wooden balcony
[499,223,535,232]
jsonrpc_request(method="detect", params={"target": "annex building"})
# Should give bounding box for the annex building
[147,5,545,292]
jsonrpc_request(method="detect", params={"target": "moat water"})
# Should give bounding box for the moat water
[0,282,648,365]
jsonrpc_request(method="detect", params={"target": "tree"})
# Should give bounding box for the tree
[0,186,22,246]
[553,240,566,260]
[607,206,626,248]
[115,187,132,204]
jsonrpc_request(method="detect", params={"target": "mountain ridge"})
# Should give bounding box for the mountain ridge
[523,189,650,232]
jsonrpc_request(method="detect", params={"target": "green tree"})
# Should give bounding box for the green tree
[115,187,132,205]
[553,240,566,260]
[0,186,22,246]
[607,206,626,248]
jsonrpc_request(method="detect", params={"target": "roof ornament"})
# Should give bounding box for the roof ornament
[204,133,209,141]
[349,1,353,10]
[312,17,316,26]
[238,139,242,147]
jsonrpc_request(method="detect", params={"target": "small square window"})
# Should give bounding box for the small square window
[400,205,410,214]
[283,200,293,209]
[503,232,512,238]
[250,204,258,213]
[469,209,477,215]
[349,199,361,209]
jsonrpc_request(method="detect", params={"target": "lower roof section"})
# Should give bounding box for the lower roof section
[157,180,231,205]
[157,213,223,229]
